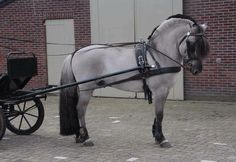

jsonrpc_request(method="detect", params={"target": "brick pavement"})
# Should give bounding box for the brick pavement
[0,96,235,162]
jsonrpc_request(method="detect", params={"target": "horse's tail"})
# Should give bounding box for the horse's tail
[59,55,80,135]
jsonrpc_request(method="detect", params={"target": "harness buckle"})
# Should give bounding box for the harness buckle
[138,55,145,67]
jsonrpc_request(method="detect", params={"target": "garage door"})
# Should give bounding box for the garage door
[45,19,75,85]
[91,0,183,100]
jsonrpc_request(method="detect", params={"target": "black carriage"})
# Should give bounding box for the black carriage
[0,53,45,140]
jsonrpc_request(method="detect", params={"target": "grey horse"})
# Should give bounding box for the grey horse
[59,14,209,148]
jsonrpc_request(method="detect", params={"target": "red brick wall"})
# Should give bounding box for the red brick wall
[0,0,90,88]
[184,0,236,101]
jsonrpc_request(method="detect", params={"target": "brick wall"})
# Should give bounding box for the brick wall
[0,0,91,88]
[184,0,236,101]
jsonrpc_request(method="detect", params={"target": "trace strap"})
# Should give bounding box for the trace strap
[97,66,181,96]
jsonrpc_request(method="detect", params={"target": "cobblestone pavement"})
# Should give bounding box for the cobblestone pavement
[0,96,236,162]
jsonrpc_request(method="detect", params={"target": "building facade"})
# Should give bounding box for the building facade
[0,0,235,101]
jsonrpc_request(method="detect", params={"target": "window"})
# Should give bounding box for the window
[0,0,15,7]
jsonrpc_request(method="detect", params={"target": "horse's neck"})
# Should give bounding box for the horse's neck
[150,24,189,65]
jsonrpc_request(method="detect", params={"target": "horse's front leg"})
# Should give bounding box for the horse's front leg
[152,89,172,148]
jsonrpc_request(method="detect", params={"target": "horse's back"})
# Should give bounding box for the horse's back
[71,45,137,79]
[70,44,177,92]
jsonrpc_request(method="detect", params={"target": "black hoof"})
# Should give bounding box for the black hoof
[82,139,94,146]
[75,127,92,145]
[76,138,94,146]
[159,140,172,148]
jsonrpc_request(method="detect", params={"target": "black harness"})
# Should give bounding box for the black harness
[134,42,181,104]
[135,42,153,103]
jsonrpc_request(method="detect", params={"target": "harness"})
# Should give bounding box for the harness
[95,41,181,104]
[134,41,180,104]
[135,42,153,103]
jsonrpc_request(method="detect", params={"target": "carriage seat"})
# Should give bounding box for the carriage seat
[0,53,38,97]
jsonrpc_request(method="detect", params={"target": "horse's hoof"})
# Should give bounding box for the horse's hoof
[82,139,94,147]
[160,140,172,148]
[76,137,94,146]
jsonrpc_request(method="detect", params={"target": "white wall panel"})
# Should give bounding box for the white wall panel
[46,19,75,85]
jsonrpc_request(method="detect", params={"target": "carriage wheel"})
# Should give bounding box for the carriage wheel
[6,98,44,135]
[0,110,6,140]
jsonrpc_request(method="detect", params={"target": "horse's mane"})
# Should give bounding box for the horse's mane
[167,14,209,57]
[148,14,197,40]
[167,14,197,25]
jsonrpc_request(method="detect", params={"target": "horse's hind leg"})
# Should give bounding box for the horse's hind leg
[152,89,172,148]
[75,90,94,146]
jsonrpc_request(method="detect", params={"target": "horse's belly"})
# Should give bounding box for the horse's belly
[111,80,144,92]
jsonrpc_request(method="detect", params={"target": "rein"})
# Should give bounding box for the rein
[0,36,185,68]
[146,44,185,68]
[85,41,185,68]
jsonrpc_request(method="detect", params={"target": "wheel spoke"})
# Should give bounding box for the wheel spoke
[7,110,20,118]
[22,115,32,128]
[25,112,38,118]
[23,104,37,113]
[23,101,26,111]
[17,104,23,112]
[8,114,20,122]
[18,115,24,130]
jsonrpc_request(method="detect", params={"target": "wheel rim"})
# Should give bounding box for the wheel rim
[6,99,43,133]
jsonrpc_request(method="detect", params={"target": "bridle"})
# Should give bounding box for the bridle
[147,24,207,69]
[179,25,206,65]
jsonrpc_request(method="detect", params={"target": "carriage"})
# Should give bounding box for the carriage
[0,53,45,140]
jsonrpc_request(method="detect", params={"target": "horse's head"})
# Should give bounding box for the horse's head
[180,23,210,75]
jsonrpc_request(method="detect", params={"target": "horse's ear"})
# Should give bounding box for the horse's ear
[200,23,208,32]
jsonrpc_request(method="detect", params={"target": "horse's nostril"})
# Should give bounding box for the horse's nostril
[190,68,199,75]
[193,70,199,75]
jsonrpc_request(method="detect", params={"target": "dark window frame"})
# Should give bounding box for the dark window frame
[0,0,15,8]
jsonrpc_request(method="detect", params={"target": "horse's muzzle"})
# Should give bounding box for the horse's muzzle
[187,60,203,75]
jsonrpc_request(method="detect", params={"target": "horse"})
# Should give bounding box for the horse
[59,14,209,148]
